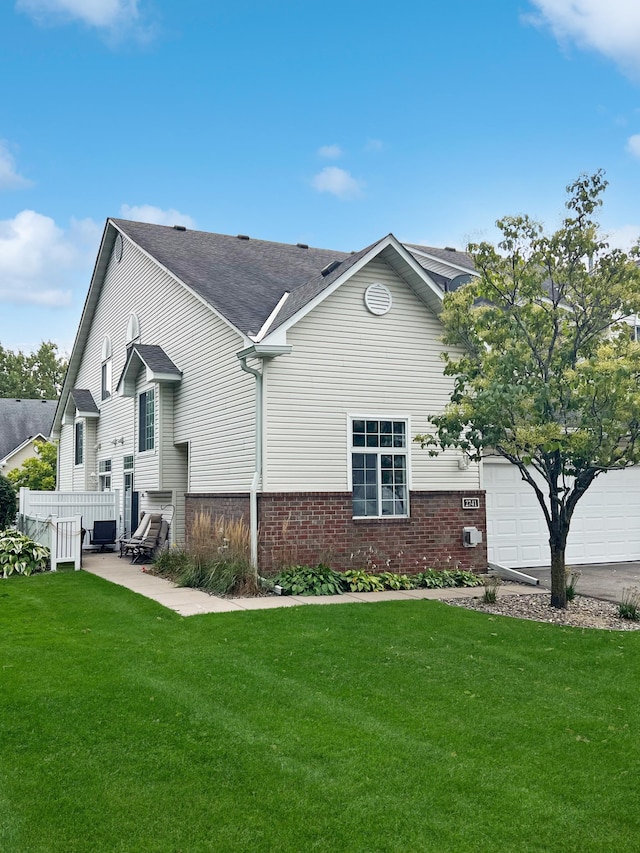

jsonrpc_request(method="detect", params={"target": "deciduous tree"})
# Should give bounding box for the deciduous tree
[7,441,57,491]
[417,172,640,608]
[0,342,67,399]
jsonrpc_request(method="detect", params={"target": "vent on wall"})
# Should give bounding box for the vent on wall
[364,283,392,316]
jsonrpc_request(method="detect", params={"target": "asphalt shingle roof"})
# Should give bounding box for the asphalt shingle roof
[0,398,56,461]
[113,220,351,337]
[405,244,476,271]
[70,389,99,415]
[130,344,181,377]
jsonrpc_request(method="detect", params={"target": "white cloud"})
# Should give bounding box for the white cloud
[0,141,32,190]
[0,210,100,306]
[119,204,195,228]
[317,144,343,159]
[527,0,640,76]
[311,167,363,200]
[627,134,640,157]
[16,0,147,38]
[604,224,640,251]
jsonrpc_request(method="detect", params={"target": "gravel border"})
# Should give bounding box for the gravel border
[442,590,640,631]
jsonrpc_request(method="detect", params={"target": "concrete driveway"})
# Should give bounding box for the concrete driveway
[525,562,640,604]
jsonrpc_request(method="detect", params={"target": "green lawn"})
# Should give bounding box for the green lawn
[1,573,639,852]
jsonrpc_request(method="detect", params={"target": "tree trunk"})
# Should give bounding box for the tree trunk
[550,541,567,609]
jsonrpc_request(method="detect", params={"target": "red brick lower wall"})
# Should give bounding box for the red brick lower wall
[186,491,486,573]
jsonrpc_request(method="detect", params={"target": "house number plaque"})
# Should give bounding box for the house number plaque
[462,497,480,510]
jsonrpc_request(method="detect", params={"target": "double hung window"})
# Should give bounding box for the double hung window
[138,389,155,452]
[98,460,112,491]
[350,418,408,517]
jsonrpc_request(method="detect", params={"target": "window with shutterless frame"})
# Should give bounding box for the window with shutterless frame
[74,421,84,466]
[138,389,155,452]
[349,417,409,518]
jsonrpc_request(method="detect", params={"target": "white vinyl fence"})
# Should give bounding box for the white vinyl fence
[19,489,120,533]
[18,513,82,571]
[17,489,121,572]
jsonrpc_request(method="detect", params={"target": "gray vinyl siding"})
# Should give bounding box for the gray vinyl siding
[64,237,255,529]
[264,257,480,492]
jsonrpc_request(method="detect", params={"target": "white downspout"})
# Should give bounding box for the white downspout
[238,356,263,573]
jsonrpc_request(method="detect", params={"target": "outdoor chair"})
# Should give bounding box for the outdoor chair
[132,518,170,564]
[89,520,117,552]
[130,516,167,564]
[119,513,156,559]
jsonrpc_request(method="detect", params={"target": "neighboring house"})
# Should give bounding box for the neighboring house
[52,219,488,572]
[0,398,57,477]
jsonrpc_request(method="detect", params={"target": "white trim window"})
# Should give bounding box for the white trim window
[138,389,155,452]
[98,459,112,491]
[350,418,408,518]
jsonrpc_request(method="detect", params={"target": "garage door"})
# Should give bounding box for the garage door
[484,459,640,568]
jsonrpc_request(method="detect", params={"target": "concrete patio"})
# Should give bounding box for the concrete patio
[81,549,546,617]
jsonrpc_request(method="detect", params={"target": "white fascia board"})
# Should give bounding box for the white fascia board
[237,344,293,360]
[260,234,445,343]
[253,292,290,342]
[408,246,478,277]
[76,410,100,419]
[145,368,182,383]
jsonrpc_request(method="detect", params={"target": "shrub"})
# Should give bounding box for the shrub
[0,529,49,577]
[451,569,483,587]
[378,571,415,590]
[275,565,345,596]
[0,476,16,530]
[618,587,640,621]
[343,570,384,592]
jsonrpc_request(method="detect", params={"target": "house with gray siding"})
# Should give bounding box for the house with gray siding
[52,220,486,572]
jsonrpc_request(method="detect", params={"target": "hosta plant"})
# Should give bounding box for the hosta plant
[343,570,384,593]
[275,565,345,596]
[377,571,415,590]
[0,530,50,577]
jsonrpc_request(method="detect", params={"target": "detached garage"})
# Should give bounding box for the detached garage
[484,457,640,568]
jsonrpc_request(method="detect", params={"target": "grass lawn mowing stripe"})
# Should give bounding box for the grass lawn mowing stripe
[1,571,639,851]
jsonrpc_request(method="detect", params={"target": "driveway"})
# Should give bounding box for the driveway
[525,562,640,604]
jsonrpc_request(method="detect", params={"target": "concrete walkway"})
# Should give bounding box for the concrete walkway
[81,550,546,617]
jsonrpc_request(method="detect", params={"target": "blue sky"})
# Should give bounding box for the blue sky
[1,0,640,353]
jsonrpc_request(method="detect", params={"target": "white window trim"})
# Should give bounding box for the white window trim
[138,386,155,454]
[346,413,412,519]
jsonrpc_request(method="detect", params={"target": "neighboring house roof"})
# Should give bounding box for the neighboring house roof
[0,398,56,462]
[405,244,476,271]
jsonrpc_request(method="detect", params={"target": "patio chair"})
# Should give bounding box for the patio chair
[130,516,168,564]
[89,520,117,552]
[119,513,156,559]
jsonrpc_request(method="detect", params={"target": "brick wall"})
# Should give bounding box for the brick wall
[186,490,486,573]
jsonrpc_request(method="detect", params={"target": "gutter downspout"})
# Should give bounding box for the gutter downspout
[238,357,263,573]
[237,343,292,575]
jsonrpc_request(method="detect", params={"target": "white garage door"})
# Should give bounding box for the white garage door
[484,459,640,568]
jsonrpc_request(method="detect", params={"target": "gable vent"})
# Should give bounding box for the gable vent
[364,283,392,316]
